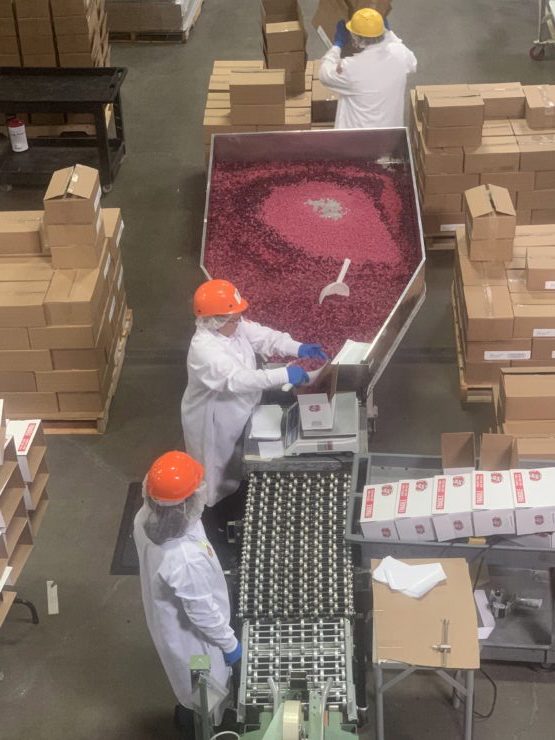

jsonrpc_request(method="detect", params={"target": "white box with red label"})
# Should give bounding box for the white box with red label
[431,474,474,541]
[510,468,555,535]
[360,482,399,541]
[472,470,515,536]
[6,419,46,482]
[395,477,436,541]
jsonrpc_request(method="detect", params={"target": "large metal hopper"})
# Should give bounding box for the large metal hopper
[200,128,425,404]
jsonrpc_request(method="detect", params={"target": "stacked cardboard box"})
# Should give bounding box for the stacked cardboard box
[262,0,306,96]
[0,0,110,68]
[106,0,202,36]
[410,82,555,238]
[203,60,312,161]
[310,59,336,127]
[0,412,49,627]
[0,165,129,421]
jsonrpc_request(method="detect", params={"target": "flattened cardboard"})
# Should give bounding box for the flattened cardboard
[43,164,101,224]
[372,557,479,669]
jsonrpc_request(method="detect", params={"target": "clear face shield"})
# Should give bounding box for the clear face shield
[142,480,208,545]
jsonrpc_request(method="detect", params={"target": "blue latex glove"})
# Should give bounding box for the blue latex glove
[333,19,349,48]
[299,343,328,361]
[224,642,242,666]
[287,366,310,386]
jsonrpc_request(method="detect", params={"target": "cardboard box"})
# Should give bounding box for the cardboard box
[17,16,53,36]
[395,478,436,541]
[420,192,462,214]
[0,36,19,54]
[49,237,104,269]
[479,433,517,470]
[5,419,45,481]
[230,104,285,125]
[419,172,479,196]
[466,232,513,262]
[502,419,555,437]
[480,171,535,192]
[518,135,555,171]
[464,184,516,241]
[359,482,400,540]
[415,84,473,119]
[0,328,30,350]
[500,370,555,420]
[536,171,555,189]
[512,301,555,338]
[312,0,348,43]
[471,470,516,536]
[57,388,107,412]
[463,359,506,385]
[50,0,91,15]
[469,82,525,119]
[464,136,520,174]
[0,282,49,329]
[423,124,482,149]
[266,50,306,73]
[229,70,285,106]
[455,229,507,286]
[14,0,51,18]
[35,368,105,392]
[441,432,475,474]
[421,212,465,235]
[21,52,57,66]
[57,52,95,67]
[43,164,101,224]
[418,140,463,175]
[0,54,21,66]
[432,474,474,541]
[0,349,52,372]
[51,347,107,371]
[532,209,555,225]
[511,468,555,534]
[518,188,555,211]
[526,253,555,291]
[101,207,123,261]
[55,34,94,53]
[0,15,17,34]
[311,79,337,123]
[423,93,484,128]
[0,211,43,255]
[464,338,531,362]
[53,11,96,35]
[483,120,515,137]
[0,372,36,392]
[523,85,555,130]
[264,21,304,53]
[531,336,555,361]
[3,393,58,416]
[19,33,56,55]
[516,438,555,462]
[461,285,513,341]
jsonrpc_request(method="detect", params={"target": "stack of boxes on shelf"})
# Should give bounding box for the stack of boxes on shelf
[453,180,555,389]
[0,0,110,68]
[261,0,306,97]
[0,409,49,628]
[410,83,555,239]
[360,431,555,548]
[310,59,337,129]
[106,0,203,38]
[203,60,311,161]
[0,164,129,421]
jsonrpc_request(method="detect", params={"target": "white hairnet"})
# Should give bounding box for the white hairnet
[195,315,241,332]
[351,32,384,50]
[143,481,208,545]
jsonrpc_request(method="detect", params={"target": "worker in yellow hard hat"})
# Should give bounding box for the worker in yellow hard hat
[319,7,417,129]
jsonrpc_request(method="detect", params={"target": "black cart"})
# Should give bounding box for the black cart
[0,66,127,192]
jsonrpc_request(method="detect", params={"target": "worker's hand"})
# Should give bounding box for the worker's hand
[224,642,242,666]
[333,19,349,48]
[287,366,310,386]
[298,343,328,361]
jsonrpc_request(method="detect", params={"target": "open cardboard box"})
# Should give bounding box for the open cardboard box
[441,432,476,474]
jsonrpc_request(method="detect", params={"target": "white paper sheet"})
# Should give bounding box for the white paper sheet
[373,556,447,599]
[257,440,285,460]
[249,405,283,440]
[474,589,496,640]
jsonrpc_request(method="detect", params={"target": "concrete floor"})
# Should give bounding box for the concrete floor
[1,0,555,737]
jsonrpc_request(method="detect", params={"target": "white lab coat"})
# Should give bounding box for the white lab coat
[319,31,417,129]
[133,507,236,723]
[181,319,301,507]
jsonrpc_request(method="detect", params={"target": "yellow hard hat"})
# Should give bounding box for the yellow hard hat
[346,8,385,38]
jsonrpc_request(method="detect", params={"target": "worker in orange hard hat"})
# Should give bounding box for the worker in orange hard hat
[181,279,327,511]
[134,451,241,737]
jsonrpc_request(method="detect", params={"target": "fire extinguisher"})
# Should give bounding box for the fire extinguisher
[7,117,29,153]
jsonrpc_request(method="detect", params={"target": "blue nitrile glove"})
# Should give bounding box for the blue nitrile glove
[333,19,349,48]
[224,642,242,666]
[287,366,310,386]
[299,343,328,361]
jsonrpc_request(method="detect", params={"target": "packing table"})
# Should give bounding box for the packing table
[0,67,127,192]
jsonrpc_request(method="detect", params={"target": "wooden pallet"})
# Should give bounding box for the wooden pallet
[30,309,133,435]
[451,288,495,404]
[109,29,189,43]
[424,234,456,252]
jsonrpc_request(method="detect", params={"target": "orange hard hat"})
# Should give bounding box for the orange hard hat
[146,451,205,504]
[193,279,249,317]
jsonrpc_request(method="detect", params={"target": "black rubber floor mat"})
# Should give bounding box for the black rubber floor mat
[110,481,142,575]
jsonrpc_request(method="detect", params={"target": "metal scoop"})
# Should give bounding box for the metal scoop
[318,258,351,304]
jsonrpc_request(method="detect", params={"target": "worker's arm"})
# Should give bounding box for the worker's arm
[404,47,417,74]
[241,319,301,359]
[190,344,289,394]
[318,47,354,95]
[171,553,238,653]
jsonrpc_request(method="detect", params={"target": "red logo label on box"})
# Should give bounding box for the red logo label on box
[529,470,542,482]
[364,488,375,519]
[535,514,544,525]
[382,484,393,496]
[454,520,463,531]
[453,476,464,487]
[491,472,503,484]
[309,405,321,412]
[435,478,446,510]
[475,473,484,505]
[381,527,391,538]
[416,480,428,491]
[398,482,409,514]
[415,524,425,535]
[18,422,37,453]
[492,517,502,528]
[513,471,526,504]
